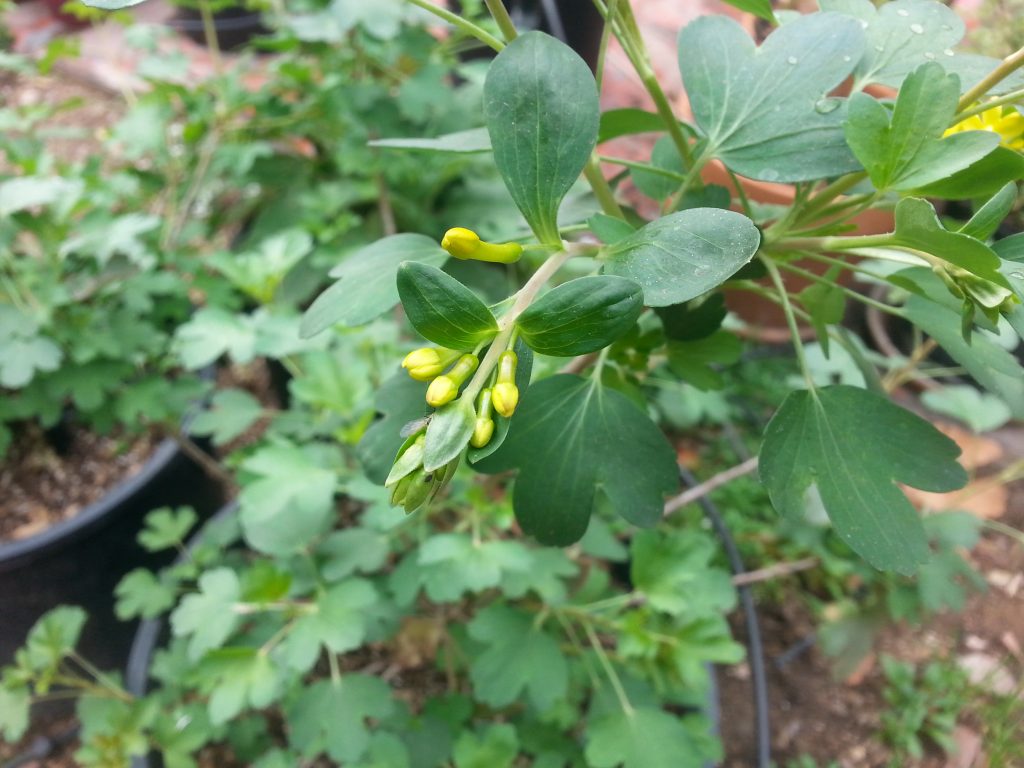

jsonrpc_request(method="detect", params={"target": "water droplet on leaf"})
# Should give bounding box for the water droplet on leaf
[896,8,910,16]
[910,23,924,33]
[814,98,841,114]
[787,56,799,65]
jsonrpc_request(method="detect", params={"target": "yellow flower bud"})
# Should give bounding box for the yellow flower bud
[441,227,523,264]
[424,353,479,407]
[402,347,458,381]
[471,418,495,448]
[470,388,495,447]
[492,382,519,418]
[426,375,459,407]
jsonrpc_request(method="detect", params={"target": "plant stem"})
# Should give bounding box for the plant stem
[958,45,1024,112]
[484,0,518,41]
[464,249,575,397]
[197,0,222,74]
[732,557,819,586]
[762,257,817,392]
[584,157,627,219]
[776,260,904,316]
[956,86,1024,121]
[404,0,505,51]
[788,172,868,230]
[594,0,619,93]
[597,154,687,182]
[582,620,634,717]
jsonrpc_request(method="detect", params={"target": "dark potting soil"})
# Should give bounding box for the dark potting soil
[0,424,159,543]
[0,715,80,768]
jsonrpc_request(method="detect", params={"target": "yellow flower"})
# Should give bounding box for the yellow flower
[441,227,523,263]
[424,353,479,408]
[945,107,1024,151]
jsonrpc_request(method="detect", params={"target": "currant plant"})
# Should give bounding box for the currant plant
[303,0,1024,576]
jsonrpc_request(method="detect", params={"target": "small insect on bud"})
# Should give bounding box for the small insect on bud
[441,227,523,264]
[402,347,458,381]
[470,388,495,448]
[425,354,479,408]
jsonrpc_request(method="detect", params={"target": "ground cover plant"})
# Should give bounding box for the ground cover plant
[1,0,1024,765]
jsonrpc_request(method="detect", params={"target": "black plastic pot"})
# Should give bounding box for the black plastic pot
[0,436,225,671]
[168,6,268,51]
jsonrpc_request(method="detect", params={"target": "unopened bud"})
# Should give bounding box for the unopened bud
[426,376,459,407]
[441,227,523,264]
[496,350,517,384]
[425,354,479,408]
[492,382,519,418]
[402,347,458,381]
[390,473,414,506]
[471,418,495,448]
[402,469,433,513]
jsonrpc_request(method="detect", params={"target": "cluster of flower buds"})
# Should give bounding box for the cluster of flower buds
[385,433,460,513]
[933,263,1020,335]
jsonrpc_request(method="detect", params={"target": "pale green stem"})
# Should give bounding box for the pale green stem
[762,257,817,393]
[405,0,505,51]
[582,620,635,717]
[958,45,1024,113]
[484,0,518,42]
[584,157,627,219]
[956,86,1024,121]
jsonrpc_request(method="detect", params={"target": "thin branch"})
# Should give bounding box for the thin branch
[663,456,759,516]
[731,557,819,587]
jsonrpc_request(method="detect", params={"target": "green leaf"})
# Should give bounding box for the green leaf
[0,176,82,216]
[199,648,281,725]
[394,534,531,604]
[283,579,377,672]
[466,337,533,465]
[959,183,1018,242]
[0,685,29,742]
[189,389,263,446]
[170,568,241,659]
[678,13,864,182]
[517,276,643,356]
[798,267,846,354]
[484,31,600,243]
[115,569,177,620]
[138,507,197,551]
[598,108,668,143]
[174,308,258,369]
[586,708,699,768]
[910,147,1024,200]
[666,331,742,390]
[921,385,1011,433]
[453,724,518,768]
[890,198,1008,287]
[656,294,727,341]
[760,385,967,573]
[844,63,999,191]
[369,128,492,153]
[903,297,1024,419]
[721,0,777,22]
[467,605,568,712]
[475,375,678,545]
[301,235,448,337]
[357,372,429,484]
[588,213,637,245]
[0,334,62,388]
[630,136,686,201]
[842,0,1024,94]
[995,233,1024,262]
[210,229,311,303]
[397,262,499,350]
[423,397,475,473]
[22,606,87,670]
[286,677,394,764]
[604,208,760,306]
[630,530,736,617]
[318,528,389,581]
[238,443,338,555]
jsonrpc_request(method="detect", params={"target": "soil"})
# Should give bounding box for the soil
[720,455,1024,768]
[0,717,80,768]
[0,423,160,542]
